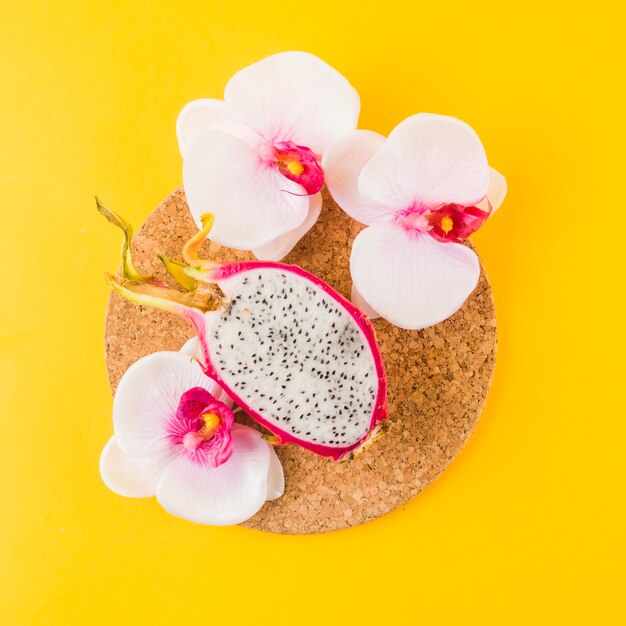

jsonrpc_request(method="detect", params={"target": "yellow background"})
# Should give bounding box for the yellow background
[1,1,624,624]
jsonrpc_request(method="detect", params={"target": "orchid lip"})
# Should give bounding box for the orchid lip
[395,200,492,243]
[167,387,234,467]
[258,140,324,195]
[181,411,222,451]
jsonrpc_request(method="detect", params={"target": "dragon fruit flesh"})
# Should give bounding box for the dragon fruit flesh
[100,202,388,460]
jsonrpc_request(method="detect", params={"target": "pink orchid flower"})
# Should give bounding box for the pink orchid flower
[100,339,284,526]
[177,51,360,261]
[323,113,507,330]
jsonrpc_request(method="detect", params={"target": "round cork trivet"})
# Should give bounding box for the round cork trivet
[104,187,497,534]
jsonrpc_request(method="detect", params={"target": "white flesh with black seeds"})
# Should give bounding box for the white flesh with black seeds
[207,269,378,448]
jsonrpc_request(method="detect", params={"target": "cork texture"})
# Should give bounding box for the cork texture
[104,187,497,534]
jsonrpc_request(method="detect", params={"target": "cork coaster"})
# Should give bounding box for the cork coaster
[104,187,497,534]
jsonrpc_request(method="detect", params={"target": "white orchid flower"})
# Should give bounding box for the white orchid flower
[323,113,507,330]
[100,339,284,526]
[177,51,360,260]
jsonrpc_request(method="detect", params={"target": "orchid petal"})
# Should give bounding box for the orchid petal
[179,336,201,357]
[323,130,392,225]
[350,221,480,330]
[178,337,234,407]
[114,351,223,458]
[265,446,285,501]
[155,424,272,525]
[183,130,309,249]
[359,114,490,211]
[224,51,359,154]
[486,166,507,213]
[100,436,173,498]
[176,98,258,157]
[351,283,381,320]
[251,192,322,261]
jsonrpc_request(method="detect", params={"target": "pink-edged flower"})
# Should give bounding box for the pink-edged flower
[100,340,284,526]
[323,113,507,330]
[177,51,360,261]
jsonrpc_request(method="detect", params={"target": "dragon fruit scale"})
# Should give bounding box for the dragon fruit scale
[99,201,388,461]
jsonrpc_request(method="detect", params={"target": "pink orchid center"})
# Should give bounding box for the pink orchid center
[182,412,221,451]
[427,203,491,243]
[400,202,491,243]
[168,387,235,467]
[260,140,324,195]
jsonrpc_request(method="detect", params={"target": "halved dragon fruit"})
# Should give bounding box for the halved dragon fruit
[100,202,388,460]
